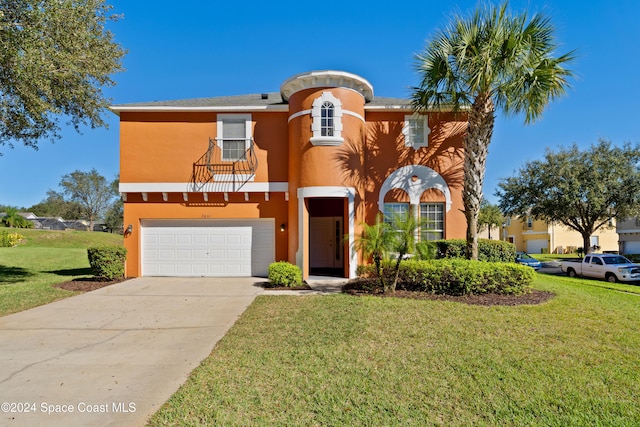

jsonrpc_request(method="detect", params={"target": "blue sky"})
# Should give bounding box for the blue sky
[1,0,639,208]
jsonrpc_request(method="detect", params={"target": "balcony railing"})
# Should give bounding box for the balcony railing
[192,138,258,191]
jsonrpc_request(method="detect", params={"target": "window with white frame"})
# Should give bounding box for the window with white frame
[403,114,430,148]
[311,92,343,145]
[420,203,444,240]
[383,202,444,241]
[217,114,252,161]
[321,101,335,137]
[383,203,409,230]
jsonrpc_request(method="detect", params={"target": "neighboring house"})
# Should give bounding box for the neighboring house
[477,227,500,241]
[64,220,90,231]
[113,70,467,279]
[38,217,68,231]
[18,212,38,220]
[616,217,640,255]
[501,216,618,254]
[2,212,95,231]
[93,222,109,232]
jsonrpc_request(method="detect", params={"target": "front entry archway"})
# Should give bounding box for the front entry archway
[308,198,344,277]
[296,186,356,279]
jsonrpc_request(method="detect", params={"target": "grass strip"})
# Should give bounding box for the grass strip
[149,275,640,426]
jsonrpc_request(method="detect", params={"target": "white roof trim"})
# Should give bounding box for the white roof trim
[120,182,288,193]
[364,105,467,112]
[364,105,413,111]
[110,105,289,115]
[616,230,640,234]
[280,70,374,102]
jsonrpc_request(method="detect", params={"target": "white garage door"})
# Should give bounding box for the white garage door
[526,239,548,254]
[141,219,274,277]
[622,240,640,255]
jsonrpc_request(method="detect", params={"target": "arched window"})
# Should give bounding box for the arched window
[311,92,343,145]
[321,101,334,137]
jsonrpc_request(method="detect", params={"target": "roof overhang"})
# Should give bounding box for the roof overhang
[280,70,374,102]
[109,104,290,116]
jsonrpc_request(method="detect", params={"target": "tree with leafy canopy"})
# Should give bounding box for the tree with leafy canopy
[412,1,574,260]
[103,175,122,232]
[59,168,117,231]
[103,198,122,232]
[496,140,640,254]
[0,0,125,150]
[478,199,503,239]
[29,189,83,219]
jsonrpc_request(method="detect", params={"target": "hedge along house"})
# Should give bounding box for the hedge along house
[113,70,467,279]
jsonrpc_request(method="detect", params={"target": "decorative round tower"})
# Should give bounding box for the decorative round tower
[281,71,374,278]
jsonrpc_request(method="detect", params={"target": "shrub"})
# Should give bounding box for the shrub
[87,246,127,280]
[415,240,437,260]
[477,239,517,262]
[0,231,25,247]
[435,239,466,259]
[626,254,640,263]
[434,239,516,262]
[268,261,302,287]
[356,259,534,295]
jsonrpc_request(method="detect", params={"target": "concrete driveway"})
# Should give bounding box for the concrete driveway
[0,277,264,427]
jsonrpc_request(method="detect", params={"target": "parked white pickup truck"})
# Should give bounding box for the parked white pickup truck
[561,254,640,283]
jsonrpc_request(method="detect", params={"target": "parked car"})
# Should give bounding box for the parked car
[560,253,640,283]
[515,252,542,270]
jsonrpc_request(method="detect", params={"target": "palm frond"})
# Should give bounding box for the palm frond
[413,1,574,123]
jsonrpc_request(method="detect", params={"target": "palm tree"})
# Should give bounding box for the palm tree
[354,212,423,293]
[1,207,28,228]
[412,2,574,260]
[388,211,420,293]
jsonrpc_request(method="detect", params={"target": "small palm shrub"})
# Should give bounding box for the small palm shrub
[415,240,437,260]
[268,261,302,287]
[87,246,127,280]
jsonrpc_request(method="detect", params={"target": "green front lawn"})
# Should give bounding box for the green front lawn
[0,229,123,316]
[149,274,640,426]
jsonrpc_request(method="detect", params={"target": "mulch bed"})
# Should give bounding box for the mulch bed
[259,281,312,291]
[344,288,555,306]
[54,277,129,292]
[343,279,555,306]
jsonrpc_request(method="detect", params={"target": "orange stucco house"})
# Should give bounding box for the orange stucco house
[112,70,467,279]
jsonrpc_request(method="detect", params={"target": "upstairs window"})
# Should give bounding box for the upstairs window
[321,101,335,137]
[311,92,343,145]
[217,114,252,161]
[403,114,430,148]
